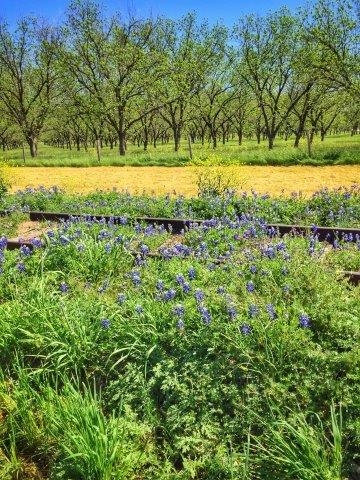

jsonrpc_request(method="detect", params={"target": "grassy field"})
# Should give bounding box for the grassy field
[0,199,359,478]
[8,164,360,196]
[2,133,360,167]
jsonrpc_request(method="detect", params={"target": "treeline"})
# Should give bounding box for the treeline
[0,0,359,158]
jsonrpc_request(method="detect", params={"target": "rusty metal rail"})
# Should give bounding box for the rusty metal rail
[2,235,359,285]
[29,211,360,242]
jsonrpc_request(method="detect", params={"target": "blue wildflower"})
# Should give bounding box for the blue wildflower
[188,267,196,280]
[163,289,176,301]
[16,262,26,273]
[117,293,126,304]
[101,318,110,329]
[173,304,185,317]
[156,279,164,291]
[194,289,205,303]
[175,274,185,285]
[140,244,150,256]
[227,305,237,320]
[266,304,277,320]
[299,313,311,328]
[198,305,211,325]
[240,323,252,335]
[20,245,31,257]
[176,319,185,330]
[60,282,69,293]
[248,304,259,318]
[246,281,255,293]
[135,305,144,314]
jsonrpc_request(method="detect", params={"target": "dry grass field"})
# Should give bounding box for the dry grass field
[9,165,360,196]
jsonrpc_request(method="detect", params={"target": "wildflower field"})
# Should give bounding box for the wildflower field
[0,186,359,479]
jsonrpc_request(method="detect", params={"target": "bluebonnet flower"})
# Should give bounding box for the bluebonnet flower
[240,323,252,335]
[333,239,340,250]
[188,267,196,280]
[20,245,32,257]
[175,274,185,285]
[283,284,290,294]
[198,305,211,325]
[98,230,110,241]
[299,313,311,328]
[140,244,150,256]
[281,266,289,275]
[134,223,142,234]
[194,289,205,303]
[266,304,277,320]
[276,242,286,251]
[163,289,176,301]
[135,305,144,314]
[16,262,26,273]
[182,282,191,294]
[156,279,164,291]
[104,243,112,253]
[98,280,109,293]
[30,238,43,249]
[173,304,185,318]
[264,246,276,259]
[77,243,85,252]
[135,255,146,266]
[101,318,111,329]
[0,237,8,250]
[217,286,225,295]
[176,319,185,330]
[47,230,55,238]
[248,304,259,318]
[59,235,70,246]
[227,305,237,320]
[130,271,141,287]
[117,293,126,304]
[246,281,255,293]
[308,237,316,255]
[60,282,69,293]
[250,265,257,274]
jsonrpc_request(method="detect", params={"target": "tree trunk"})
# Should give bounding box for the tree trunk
[95,138,101,163]
[237,128,243,146]
[268,134,274,150]
[28,136,38,157]
[173,128,181,152]
[118,131,126,156]
[144,127,148,151]
[211,128,217,149]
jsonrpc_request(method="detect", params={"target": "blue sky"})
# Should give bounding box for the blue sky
[1,0,305,27]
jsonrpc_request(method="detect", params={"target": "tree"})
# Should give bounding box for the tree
[304,0,360,97]
[0,18,59,156]
[61,0,166,156]
[235,9,314,149]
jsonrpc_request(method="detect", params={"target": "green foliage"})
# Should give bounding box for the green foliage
[254,404,343,479]
[0,197,359,478]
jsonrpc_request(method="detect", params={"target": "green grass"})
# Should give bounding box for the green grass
[1,133,360,167]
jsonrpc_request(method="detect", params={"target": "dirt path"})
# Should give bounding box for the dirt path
[9,165,360,197]
[9,221,52,242]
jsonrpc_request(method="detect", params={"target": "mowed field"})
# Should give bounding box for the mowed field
[9,164,360,196]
